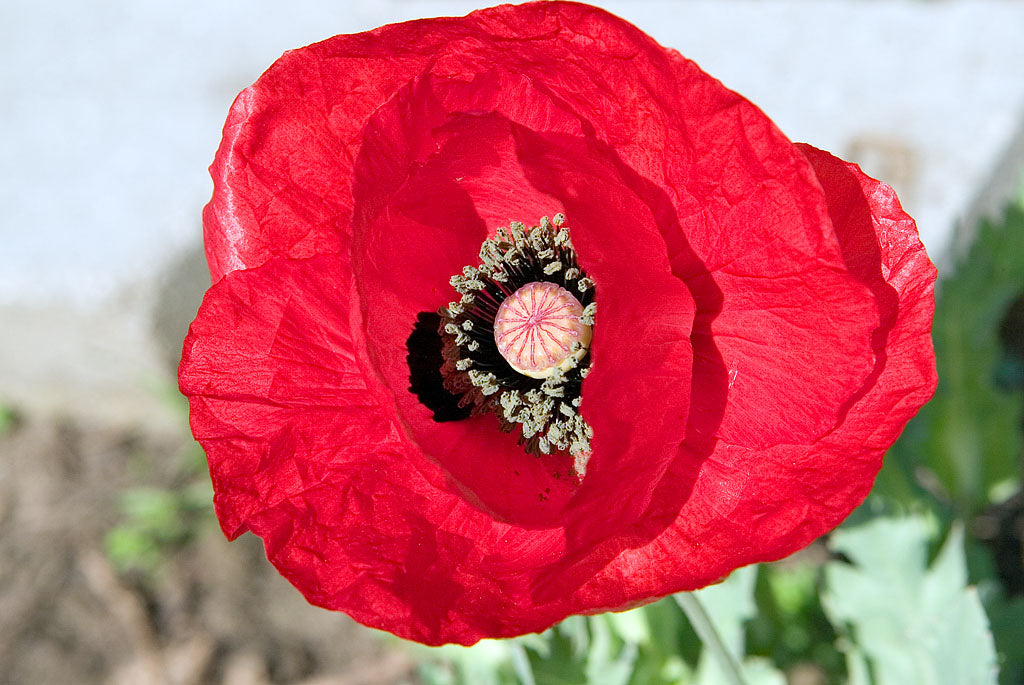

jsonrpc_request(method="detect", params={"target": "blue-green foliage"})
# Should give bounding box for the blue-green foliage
[824,517,997,685]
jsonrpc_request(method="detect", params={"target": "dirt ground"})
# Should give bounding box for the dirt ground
[0,411,420,685]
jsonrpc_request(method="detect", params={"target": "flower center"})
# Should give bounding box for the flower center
[434,214,597,475]
[494,281,592,378]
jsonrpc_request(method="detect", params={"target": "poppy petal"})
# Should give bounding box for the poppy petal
[187,1,937,645]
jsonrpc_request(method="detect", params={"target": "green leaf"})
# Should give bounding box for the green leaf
[739,658,789,685]
[765,564,817,617]
[986,595,1024,685]
[0,405,20,436]
[508,643,537,685]
[560,615,590,660]
[418,661,456,685]
[844,644,872,685]
[427,641,508,685]
[676,566,786,685]
[692,565,758,655]
[584,615,638,685]
[824,516,998,685]
[605,605,651,646]
[105,526,161,571]
[516,631,553,661]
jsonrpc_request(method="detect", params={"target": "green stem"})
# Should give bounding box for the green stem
[674,592,748,685]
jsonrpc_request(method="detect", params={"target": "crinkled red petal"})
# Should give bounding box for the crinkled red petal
[188,0,937,644]
[180,255,686,643]
[348,71,694,535]
[571,145,937,608]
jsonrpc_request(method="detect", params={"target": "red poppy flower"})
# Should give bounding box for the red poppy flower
[180,1,936,645]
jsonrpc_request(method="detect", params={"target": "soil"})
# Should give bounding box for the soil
[0,411,419,685]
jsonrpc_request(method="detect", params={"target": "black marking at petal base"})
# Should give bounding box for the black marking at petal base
[407,311,472,422]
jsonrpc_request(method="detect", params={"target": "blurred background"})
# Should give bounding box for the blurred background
[2,1,1024,683]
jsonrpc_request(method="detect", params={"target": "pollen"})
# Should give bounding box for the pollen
[494,281,592,379]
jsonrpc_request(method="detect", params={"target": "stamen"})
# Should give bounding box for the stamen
[543,261,562,275]
[580,302,597,326]
[436,215,596,475]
